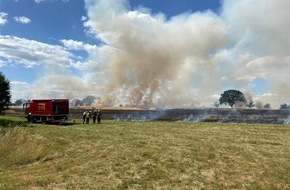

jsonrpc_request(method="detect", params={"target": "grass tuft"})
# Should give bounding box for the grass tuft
[0,127,53,169]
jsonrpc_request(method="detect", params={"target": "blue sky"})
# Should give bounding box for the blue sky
[0,0,220,83]
[0,0,289,108]
[0,0,221,44]
[0,0,221,81]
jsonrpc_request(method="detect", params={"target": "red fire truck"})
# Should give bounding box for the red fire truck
[23,99,69,123]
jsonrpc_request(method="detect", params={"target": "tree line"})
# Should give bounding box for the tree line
[1,72,290,114]
[217,89,290,109]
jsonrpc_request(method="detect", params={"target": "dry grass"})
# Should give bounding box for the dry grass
[0,116,289,189]
[0,128,52,169]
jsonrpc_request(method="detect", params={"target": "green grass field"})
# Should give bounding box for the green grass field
[0,116,289,190]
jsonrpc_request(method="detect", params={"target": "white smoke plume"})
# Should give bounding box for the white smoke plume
[218,0,290,108]
[81,0,289,108]
[84,0,228,107]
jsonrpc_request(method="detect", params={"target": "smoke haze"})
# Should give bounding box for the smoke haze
[84,0,228,107]
[79,0,289,108]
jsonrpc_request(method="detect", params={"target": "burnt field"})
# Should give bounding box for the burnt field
[8,107,290,124]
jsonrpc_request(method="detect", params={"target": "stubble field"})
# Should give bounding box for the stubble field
[0,116,290,190]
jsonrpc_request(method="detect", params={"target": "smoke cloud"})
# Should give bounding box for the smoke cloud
[218,0,290,108]
[81,0,289,108]
[84,0,228,107]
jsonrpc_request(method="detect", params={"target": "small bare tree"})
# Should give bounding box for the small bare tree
[264,103,271,109]
[246,100,255,108]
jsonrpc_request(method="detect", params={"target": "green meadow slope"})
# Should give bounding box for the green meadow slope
[0,116,289,189]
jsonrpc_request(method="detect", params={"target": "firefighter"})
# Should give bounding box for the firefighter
[92,110,97,124]
[97,110,102,124]
[82,111,87,124]
[86,111,91,124]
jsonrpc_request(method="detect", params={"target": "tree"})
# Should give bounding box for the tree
[0,72,11,115]
[219,89,247,108]
[264,103,271,109]
[14,99,25,106]
[246,100,255,108]
[280,103,290,110]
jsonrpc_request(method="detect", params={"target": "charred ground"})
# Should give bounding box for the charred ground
[7,107,290,124]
